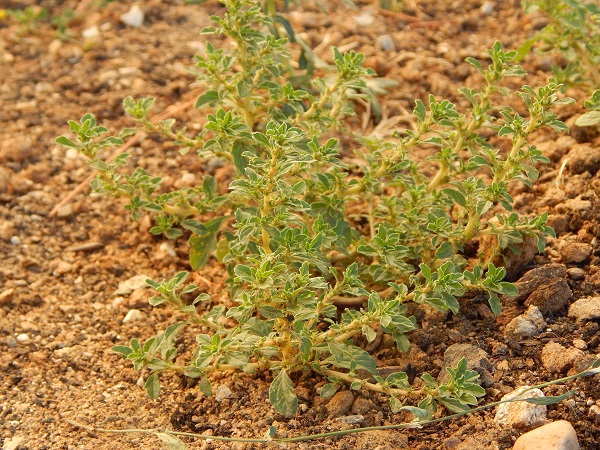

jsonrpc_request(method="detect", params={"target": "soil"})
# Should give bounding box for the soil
[1,1,599,449]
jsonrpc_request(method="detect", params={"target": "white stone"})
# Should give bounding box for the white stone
[82,25,100,39]
[355,12,375,27]
[16,333,30,343]
[10,236,21,245]
[215,385,232,402]
[480,1,494,15]
[158,241,176,257]
[513,420,579,450]
[376,35,395,52]
[505,305,546,339]
[56,203,74,218]
[3,436,25,450]
[120,5,145,28]
[495,386,547,429]
[115,275,150,295]
[123,309,143,323]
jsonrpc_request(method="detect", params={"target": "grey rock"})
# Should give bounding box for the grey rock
[568,297,600,320]
[6,335,17,348]
[505,305,547,340]
[438,343,491,384]
[335,414,364,424]
[513,420,580,450]
[495,386,547,429]
[376,35,395,51]
[215,385,232,402]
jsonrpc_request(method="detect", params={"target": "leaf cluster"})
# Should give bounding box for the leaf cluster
[56,0,574,418]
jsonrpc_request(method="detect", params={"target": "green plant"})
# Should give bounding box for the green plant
[56,0,573,419]
[5,6,48,34]
[518,0,600,89]
[575,89,600,126]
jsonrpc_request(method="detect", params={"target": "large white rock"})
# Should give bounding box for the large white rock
[495,386,547,429]
[513,420,579,450]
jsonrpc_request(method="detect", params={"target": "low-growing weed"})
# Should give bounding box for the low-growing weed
[57,0,574,419]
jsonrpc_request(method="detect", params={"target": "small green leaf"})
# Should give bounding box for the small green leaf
[435,241,454,259]
[389,396,403,413]
[575,111,600,127]
[195,89,220,108]
[522,390,577,405]
[199,376,212,397]
[488,294,502,316]
[401,405,431,421]
[319,383,338,399]
[144,373,161,399]
[269,369,298,416]
[112,345,133,357]
[55,136,79,149]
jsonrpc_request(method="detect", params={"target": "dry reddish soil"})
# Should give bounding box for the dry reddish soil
[1,1,599,449]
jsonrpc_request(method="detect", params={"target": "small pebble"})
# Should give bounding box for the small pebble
[120,5,145,28]
[56,203,74,218]
[573,339,587,350]
[335,415,364,424]
[354,12,375,27]
[82,25,100,39]
[215,385,232,402]
[480,1,494,15]
[6,336,17,348]
[115,275,151,295]
[376,35,395,52]
[53,261,73,276]
[590,405,600,423]
[326,390,354,416]
[567,268,585,281]
[123,309,143,323]
[0,288,15,305]
[10,236,21,245]
[16,333,30,343]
